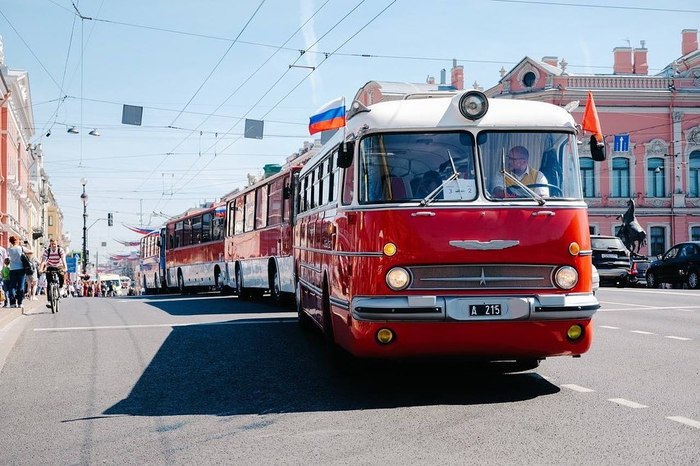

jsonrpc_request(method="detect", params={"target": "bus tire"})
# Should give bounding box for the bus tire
[214,266,223,293]
[236,266,249,300]
[296,283,313,331]
[177,271,185,295]
[269,264,282,304]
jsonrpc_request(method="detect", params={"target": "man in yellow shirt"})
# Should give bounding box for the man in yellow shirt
[492,146,549,197]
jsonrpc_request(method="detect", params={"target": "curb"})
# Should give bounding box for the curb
[0,297,45,330]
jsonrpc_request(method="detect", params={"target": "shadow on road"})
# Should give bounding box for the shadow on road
[104,296,560,416]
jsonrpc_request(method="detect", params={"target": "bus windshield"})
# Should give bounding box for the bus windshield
[478,131,582,200]
[359,132,477,204]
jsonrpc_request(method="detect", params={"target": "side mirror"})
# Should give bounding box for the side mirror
[590,135,606,161]
[337,141,355,169]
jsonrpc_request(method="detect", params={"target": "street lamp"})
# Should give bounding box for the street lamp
[80,178,88,275]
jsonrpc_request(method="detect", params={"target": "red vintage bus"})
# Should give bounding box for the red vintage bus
[294,90,605,368]
[222,155,313,302]
[164,203,226,293]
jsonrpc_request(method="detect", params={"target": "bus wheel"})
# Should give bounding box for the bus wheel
[177,272,185,294]
[236,267,248,300]
[296,283,313,331]
[270,266,282,304]
[214,267,223,293]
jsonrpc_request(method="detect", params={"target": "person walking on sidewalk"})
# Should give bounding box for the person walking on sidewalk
[25,251,39,300]
[7,236,30,310]
[39,239,67,309]
[2,258,10,307]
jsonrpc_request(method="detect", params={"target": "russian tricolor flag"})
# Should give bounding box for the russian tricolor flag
[309,97,346,135]
[214,205,226,218]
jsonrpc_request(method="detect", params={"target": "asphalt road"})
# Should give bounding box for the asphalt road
[0,289,697,465]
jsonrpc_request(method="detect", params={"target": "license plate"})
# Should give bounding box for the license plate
[469,304,502,316]
[602,253,618,259]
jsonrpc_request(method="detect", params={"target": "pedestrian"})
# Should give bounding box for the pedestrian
[7,236,29,310]
[25,251,39,300]
[36,273,47,296]
[2,258,10,307]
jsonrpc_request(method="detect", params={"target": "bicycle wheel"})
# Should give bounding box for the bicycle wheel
[50,283,59,313]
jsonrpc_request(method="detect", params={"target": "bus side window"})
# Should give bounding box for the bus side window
[342,156,355,205]
[328,152,336,203]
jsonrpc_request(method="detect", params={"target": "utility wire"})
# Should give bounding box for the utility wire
[490,0,700,14]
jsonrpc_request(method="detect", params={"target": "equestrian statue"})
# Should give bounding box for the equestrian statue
[616,198,647,255]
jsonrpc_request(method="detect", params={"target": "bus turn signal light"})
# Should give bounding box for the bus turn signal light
[567,324,583,341]
[568,242,580,255]
[383,242,397,256]
[376,328,395,344]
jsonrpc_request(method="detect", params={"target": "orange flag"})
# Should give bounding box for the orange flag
[581,90,603,143]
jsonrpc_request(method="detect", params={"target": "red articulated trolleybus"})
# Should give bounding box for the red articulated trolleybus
[294,90,606,368]
[164,203,227,293]
[222,155,312,302]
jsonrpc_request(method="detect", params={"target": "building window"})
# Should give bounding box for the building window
[689,150,700,197]
[580,157,595,197]
[650,226,666,256]
[691,226,700,241]
[646,157,665,197]
[48,215,54,226]
[522,71,536,88]
[611,157,630,198]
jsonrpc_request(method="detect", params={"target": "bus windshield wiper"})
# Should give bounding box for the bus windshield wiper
[421,150,458,206]
[499,168,546,206]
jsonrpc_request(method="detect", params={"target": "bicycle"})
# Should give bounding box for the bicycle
[47,270,61,314]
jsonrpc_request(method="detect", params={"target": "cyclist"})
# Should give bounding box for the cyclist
[39,239,67,309]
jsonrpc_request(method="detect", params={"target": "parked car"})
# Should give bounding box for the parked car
[646,241,700,289]
[590,235,632,287]
[629,256,651,287]
[592,265,600,295]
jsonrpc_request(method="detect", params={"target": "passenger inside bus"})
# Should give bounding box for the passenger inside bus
[491,146,550,198]
[414,170,443,198]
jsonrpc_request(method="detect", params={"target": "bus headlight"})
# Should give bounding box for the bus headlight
[386,267,411,291]
[458,91,489,120]
[554,266,578,290]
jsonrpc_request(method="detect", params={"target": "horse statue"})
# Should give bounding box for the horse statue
[616,198,647,255]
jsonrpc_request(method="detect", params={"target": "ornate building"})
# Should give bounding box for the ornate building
[486,29,700,256]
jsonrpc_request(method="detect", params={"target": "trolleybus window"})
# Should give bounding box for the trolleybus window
[479,131,581,200]
[359,132,476,204]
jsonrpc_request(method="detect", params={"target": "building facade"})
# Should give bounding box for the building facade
[486,29,700,257]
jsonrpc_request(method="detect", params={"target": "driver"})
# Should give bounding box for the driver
[492,146,549,197]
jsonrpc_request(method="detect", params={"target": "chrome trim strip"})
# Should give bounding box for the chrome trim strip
[330,296,350,310]
[294,246,383,257]
[298,277,322,296]
[449,240,519,250]
[578,249,593,256]
[300,261,322,274]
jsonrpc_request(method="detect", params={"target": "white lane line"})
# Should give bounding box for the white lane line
[630,330,656,335]
[608,398,648,409]
[613,289,700,297]
[561,384,595,393]
[599,306,700,312]
[665,335,692,341]
[599,325,620,329]
[667,416,700,429]
[34,314,297,332]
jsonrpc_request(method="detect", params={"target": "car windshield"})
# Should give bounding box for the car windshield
[591,237,624,249]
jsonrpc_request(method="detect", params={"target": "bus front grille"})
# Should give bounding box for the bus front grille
[407,264,556,290]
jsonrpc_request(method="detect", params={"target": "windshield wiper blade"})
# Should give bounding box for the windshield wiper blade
[421,150,458,206]
[499,168,545,206]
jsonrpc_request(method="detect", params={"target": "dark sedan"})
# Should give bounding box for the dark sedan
[646,241,700,289]
[590,235,632,287]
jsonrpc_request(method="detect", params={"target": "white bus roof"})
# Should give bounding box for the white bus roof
[303,93,577,172]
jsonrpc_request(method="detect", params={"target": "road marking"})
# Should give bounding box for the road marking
[34,314,297,332]
[599,325,620,329]
[629,330,655,335]
[667,416,700,429]
[599,305,700,312]
[561,384,594,393]
[608,398,648,409]
[665,335,692,341]
[615,289,700,297]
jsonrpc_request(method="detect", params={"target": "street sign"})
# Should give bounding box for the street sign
[66,257,77,273]
[614,134,630,152]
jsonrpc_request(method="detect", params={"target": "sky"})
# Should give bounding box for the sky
[0,0,698,258]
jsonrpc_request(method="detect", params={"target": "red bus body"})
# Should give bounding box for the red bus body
[164,204,226,292]
[294,92,600,362]
[139,229,164,294]
[222,158,311,301]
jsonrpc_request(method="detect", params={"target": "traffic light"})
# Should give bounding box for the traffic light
[108,213,113,226]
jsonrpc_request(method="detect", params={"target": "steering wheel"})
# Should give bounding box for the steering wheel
[506,183,562,197]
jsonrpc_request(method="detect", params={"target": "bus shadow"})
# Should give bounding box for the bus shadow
[129,293,286,317]
[103,319,560,417]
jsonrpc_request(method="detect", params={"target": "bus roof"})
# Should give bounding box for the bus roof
[303,93,577,172]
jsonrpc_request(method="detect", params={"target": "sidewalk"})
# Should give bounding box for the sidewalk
[0,296,45,330]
